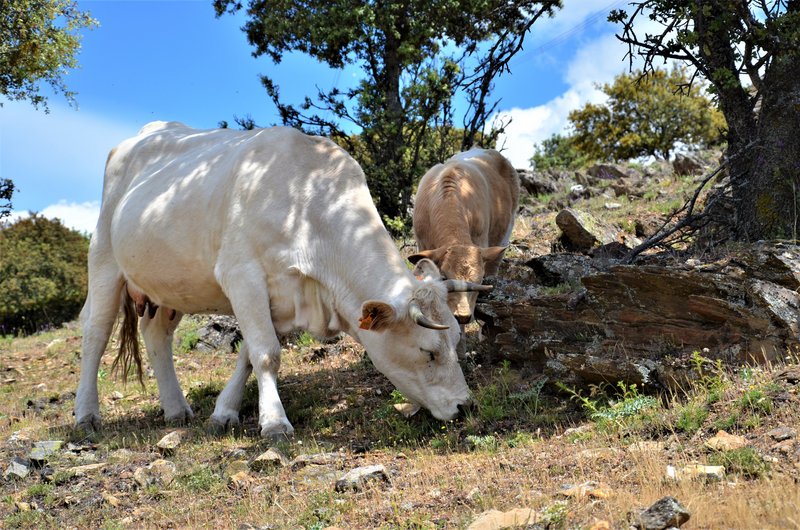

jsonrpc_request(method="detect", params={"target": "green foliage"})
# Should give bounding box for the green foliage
[215,0,563,223]
[568,66,726,161]
[0,179,13,220]
[0,214,89,335]
[708,447,769,479]
[179,466,224,494]
[531,133,592,170]
[0,0,98,111]
[558,381,661,432]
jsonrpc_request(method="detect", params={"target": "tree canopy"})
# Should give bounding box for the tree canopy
[610,1,800,241]
[0,0,97,111]
[214,0,562,227]
[568,66,726,161]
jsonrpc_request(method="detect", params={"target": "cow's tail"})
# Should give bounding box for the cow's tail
[111,289,144,386]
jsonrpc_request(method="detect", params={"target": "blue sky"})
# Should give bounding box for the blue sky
[1,0,640,233]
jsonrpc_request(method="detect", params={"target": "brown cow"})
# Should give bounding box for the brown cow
[409,148,519,323]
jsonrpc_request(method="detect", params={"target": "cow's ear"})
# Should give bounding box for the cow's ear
[359,301,397,332]
[411,258,442,281]
[481,246,507,265]
[408,247,444,266]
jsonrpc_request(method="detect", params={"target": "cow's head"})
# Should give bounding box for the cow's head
[356,259,487,420]
[407,245,504,324]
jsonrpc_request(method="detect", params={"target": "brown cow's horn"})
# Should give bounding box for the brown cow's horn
[408,301,449,330]
[445,279,494,292]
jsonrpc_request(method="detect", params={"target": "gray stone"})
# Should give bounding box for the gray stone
[672,153,704,176]
[156,431,182,455]
[335,464,389,492]
[555,208,619,252]
[633,496,691,529]
[196,315,242,352]
[294,464,341,487]
[767,426,796,442]
[517,169,558,196]
[290,452,346,471]
[29,440,63,466]
[251,448,289,472]
[4,457,30,480]
[587,163,635,181]
[134,459,176,488]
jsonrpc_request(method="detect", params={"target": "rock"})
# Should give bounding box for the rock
[667,464,725,481]
[672,153,705,176]
[290,452,346,471]
[555,208,619,252]
[604,202,622,210]
[228,470,253,490]
[587,163,633,181]
[560,481,614,499]
[518,169,558,196]
[110,391,124,400]
[466,508,539,530]
[588,520,611,530]
[133,459,176,488]
[226,460,251,476]
[576,448,619,460]
[251,448,289,472]
[4,456,31,480]
[393,402,421,418]
[627,441,666,454]
[196,315,242,353]
[634,217,665,238]
[334,464,389,492]
[67,463,107,476]
[14,501,32,512]
[633,496,691,529]
[294,464,341,487]
[29,440,63,466]
[156,431,182,456]
[705,430,748,451]
[102,493,121,507]
[7,431,31,448]
[767,426,796,442]
[526,253,598,287]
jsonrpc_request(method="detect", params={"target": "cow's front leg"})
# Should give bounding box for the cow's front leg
[209,342,252,432]
[216,261,294,439]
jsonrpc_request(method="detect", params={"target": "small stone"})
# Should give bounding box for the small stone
[228,470,253,490]
[393,402,421,418]
[335,464,389,492]
[679,464,725,481]
[15,501,32,512]
[466,508,539,530]
[226,459,251,475]
[4,457,30,480]
[7,431,30,447]
[604,202,622,210]
[156,431,182,456]
[588,519,611,530]
[705,430,748,451]
[110,391,124,400]
[295,464,340,487]
[290,452,346,470]
[102,493,121,507]
[67,463,107,476]
[560,481,614,499]
[767,426,796,442]
[29,440,63,466]
[633,496,690,529]
[251,448,289,472]
[771,439,794,454]
[133,459,176,488]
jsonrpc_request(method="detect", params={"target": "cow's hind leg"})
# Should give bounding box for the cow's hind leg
[75,260,124,430]
[139,309,193,424]
[215,261,293,439]
[209,342,252,433]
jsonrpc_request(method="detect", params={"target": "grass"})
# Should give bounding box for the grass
[1,319,800,527]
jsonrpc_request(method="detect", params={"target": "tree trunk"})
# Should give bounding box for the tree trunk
[733,52,800,240]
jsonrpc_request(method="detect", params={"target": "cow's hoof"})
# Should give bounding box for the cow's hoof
[75,414,101,432]
[208,413,240,435]
[164,406,194,426]
[260,420,294,441]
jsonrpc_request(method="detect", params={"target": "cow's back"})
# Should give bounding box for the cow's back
[414,148,519,249]
[96,122,377,314]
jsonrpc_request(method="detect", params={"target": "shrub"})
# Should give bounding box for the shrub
[0,214,89,334]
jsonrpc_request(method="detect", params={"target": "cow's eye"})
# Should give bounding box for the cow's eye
[423,349,436,361]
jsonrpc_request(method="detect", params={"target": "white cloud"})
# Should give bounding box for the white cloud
[10,200,100,235]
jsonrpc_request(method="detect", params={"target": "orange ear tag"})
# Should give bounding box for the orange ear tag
[415,275,424,280]
[359,314,374,330]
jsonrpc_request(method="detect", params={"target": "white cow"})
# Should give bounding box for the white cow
[75,122,482,437]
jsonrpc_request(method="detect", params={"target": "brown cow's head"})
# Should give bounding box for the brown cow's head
[408,244,505,323]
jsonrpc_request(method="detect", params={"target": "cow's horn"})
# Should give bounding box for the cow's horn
[445,279,494,293]
[408,301,449,330]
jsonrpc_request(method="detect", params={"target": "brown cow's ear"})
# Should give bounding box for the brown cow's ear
[359,301,397,332]
[411,258,442,281]
[481,246,507,264]
[408,247,445,266]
